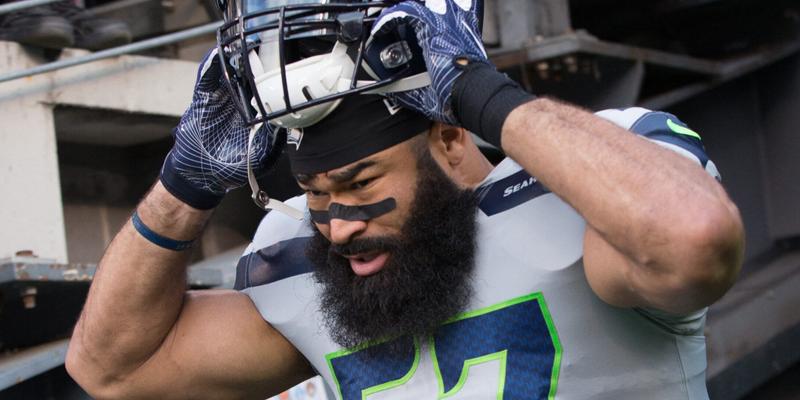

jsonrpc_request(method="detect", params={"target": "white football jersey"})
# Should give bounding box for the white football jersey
[235,108,718,399]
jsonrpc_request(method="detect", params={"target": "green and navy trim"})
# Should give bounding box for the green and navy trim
[629,111,710,167]
[233,237,313,290]
[325,292,562,400]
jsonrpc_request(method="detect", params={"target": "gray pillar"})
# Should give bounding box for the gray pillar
[496,0,571,49]
[0,45,68,262]
[0,41,196,262]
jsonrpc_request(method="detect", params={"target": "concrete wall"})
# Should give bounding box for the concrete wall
[0,42,196,262]
[1,45,68,261]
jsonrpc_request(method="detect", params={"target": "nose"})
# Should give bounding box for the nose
[329,218,368,245]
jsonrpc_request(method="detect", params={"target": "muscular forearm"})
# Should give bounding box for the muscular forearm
[501,98,742,278]
[67,181,212,391]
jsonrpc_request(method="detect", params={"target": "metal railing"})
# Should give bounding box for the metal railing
[0,0,60,14]
[0,0,221,83]
[0,22,221,83]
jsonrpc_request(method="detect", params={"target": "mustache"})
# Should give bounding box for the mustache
[328,236,401,258]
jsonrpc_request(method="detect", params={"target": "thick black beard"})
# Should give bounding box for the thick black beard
[307,149,479,349]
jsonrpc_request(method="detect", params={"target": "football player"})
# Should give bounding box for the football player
[66,0,744,398]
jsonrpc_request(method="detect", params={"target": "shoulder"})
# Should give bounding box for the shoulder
[475,158,549,217]
[250,195,313,250]
[234,196,323,335]
[473,159,582,232]
[596,107,702,145]
[596,107,720,179]
[234,195,315,290]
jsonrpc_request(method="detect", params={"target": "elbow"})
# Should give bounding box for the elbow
[66,339,130,400]
[65,340,107,399]
[677,198,745,306]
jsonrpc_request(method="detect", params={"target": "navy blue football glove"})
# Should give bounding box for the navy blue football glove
[160,48,276,210]
[371,0,487,125]
[371,0,535,147]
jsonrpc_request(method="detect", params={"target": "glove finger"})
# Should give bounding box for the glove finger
[251,125,284,177]
[371,15,402,37]
[445,0,486,58]
[250,124,271,164]
[441,0,481,34]
[450,0,473,13]
[195,47,223,92]
[422,0,447,14]
[371,2,425,35]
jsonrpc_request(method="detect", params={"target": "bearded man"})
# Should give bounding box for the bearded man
[65,0,744,398]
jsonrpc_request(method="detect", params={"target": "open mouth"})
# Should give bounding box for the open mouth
[345,251,389,276]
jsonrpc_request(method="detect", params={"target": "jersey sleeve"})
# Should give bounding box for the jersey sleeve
[596,108,718,333]
[634,307,707,336]
[595,107,721,181]
[233,195,314,291]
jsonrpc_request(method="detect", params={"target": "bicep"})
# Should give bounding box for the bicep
[583,226,641,309]
[583,226,694,313]
[584,223,729,314]
[127,290,314,399]
[585,109,736,313]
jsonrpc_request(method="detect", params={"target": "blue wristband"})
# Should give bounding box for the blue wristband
[131,210,195,251]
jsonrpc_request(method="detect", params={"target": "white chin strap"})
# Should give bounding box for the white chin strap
[249,41,430,130]
[246,123,304,219]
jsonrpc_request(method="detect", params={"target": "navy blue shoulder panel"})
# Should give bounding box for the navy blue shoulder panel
[477,169,550,217]
[630,111,709,167]
[234,236,314,290]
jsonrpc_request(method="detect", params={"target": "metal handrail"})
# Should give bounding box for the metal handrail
[0,0,60,15]
[0,21,221,83]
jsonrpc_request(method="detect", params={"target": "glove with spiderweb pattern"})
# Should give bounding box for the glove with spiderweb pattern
[160,48,278,210]
[370,0,488,125]
[371,0,534,147]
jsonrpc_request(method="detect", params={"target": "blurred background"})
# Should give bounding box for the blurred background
[1,0,799,398]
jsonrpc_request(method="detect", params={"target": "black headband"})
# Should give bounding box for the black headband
[286,94,431,175]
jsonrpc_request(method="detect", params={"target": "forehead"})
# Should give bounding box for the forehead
[294,139,419,185]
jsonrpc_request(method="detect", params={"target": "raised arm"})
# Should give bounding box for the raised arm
[66,48,313,399]
[66,184,312,399]
[499,100,743,314]
[370,0,744,314]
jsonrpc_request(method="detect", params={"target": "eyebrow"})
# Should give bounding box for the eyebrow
[326,160,377,184]
[295,173,316,185]
[294,160,378,187]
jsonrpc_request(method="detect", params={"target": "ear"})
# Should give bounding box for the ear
[428,122,467,167]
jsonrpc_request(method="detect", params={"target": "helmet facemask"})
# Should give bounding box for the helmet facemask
[216,0,430,130]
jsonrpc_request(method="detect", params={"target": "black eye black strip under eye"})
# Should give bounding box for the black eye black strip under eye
[308,197,397,224]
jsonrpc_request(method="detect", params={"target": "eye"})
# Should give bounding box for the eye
[305,189,328,198]
[350,178,374,190]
